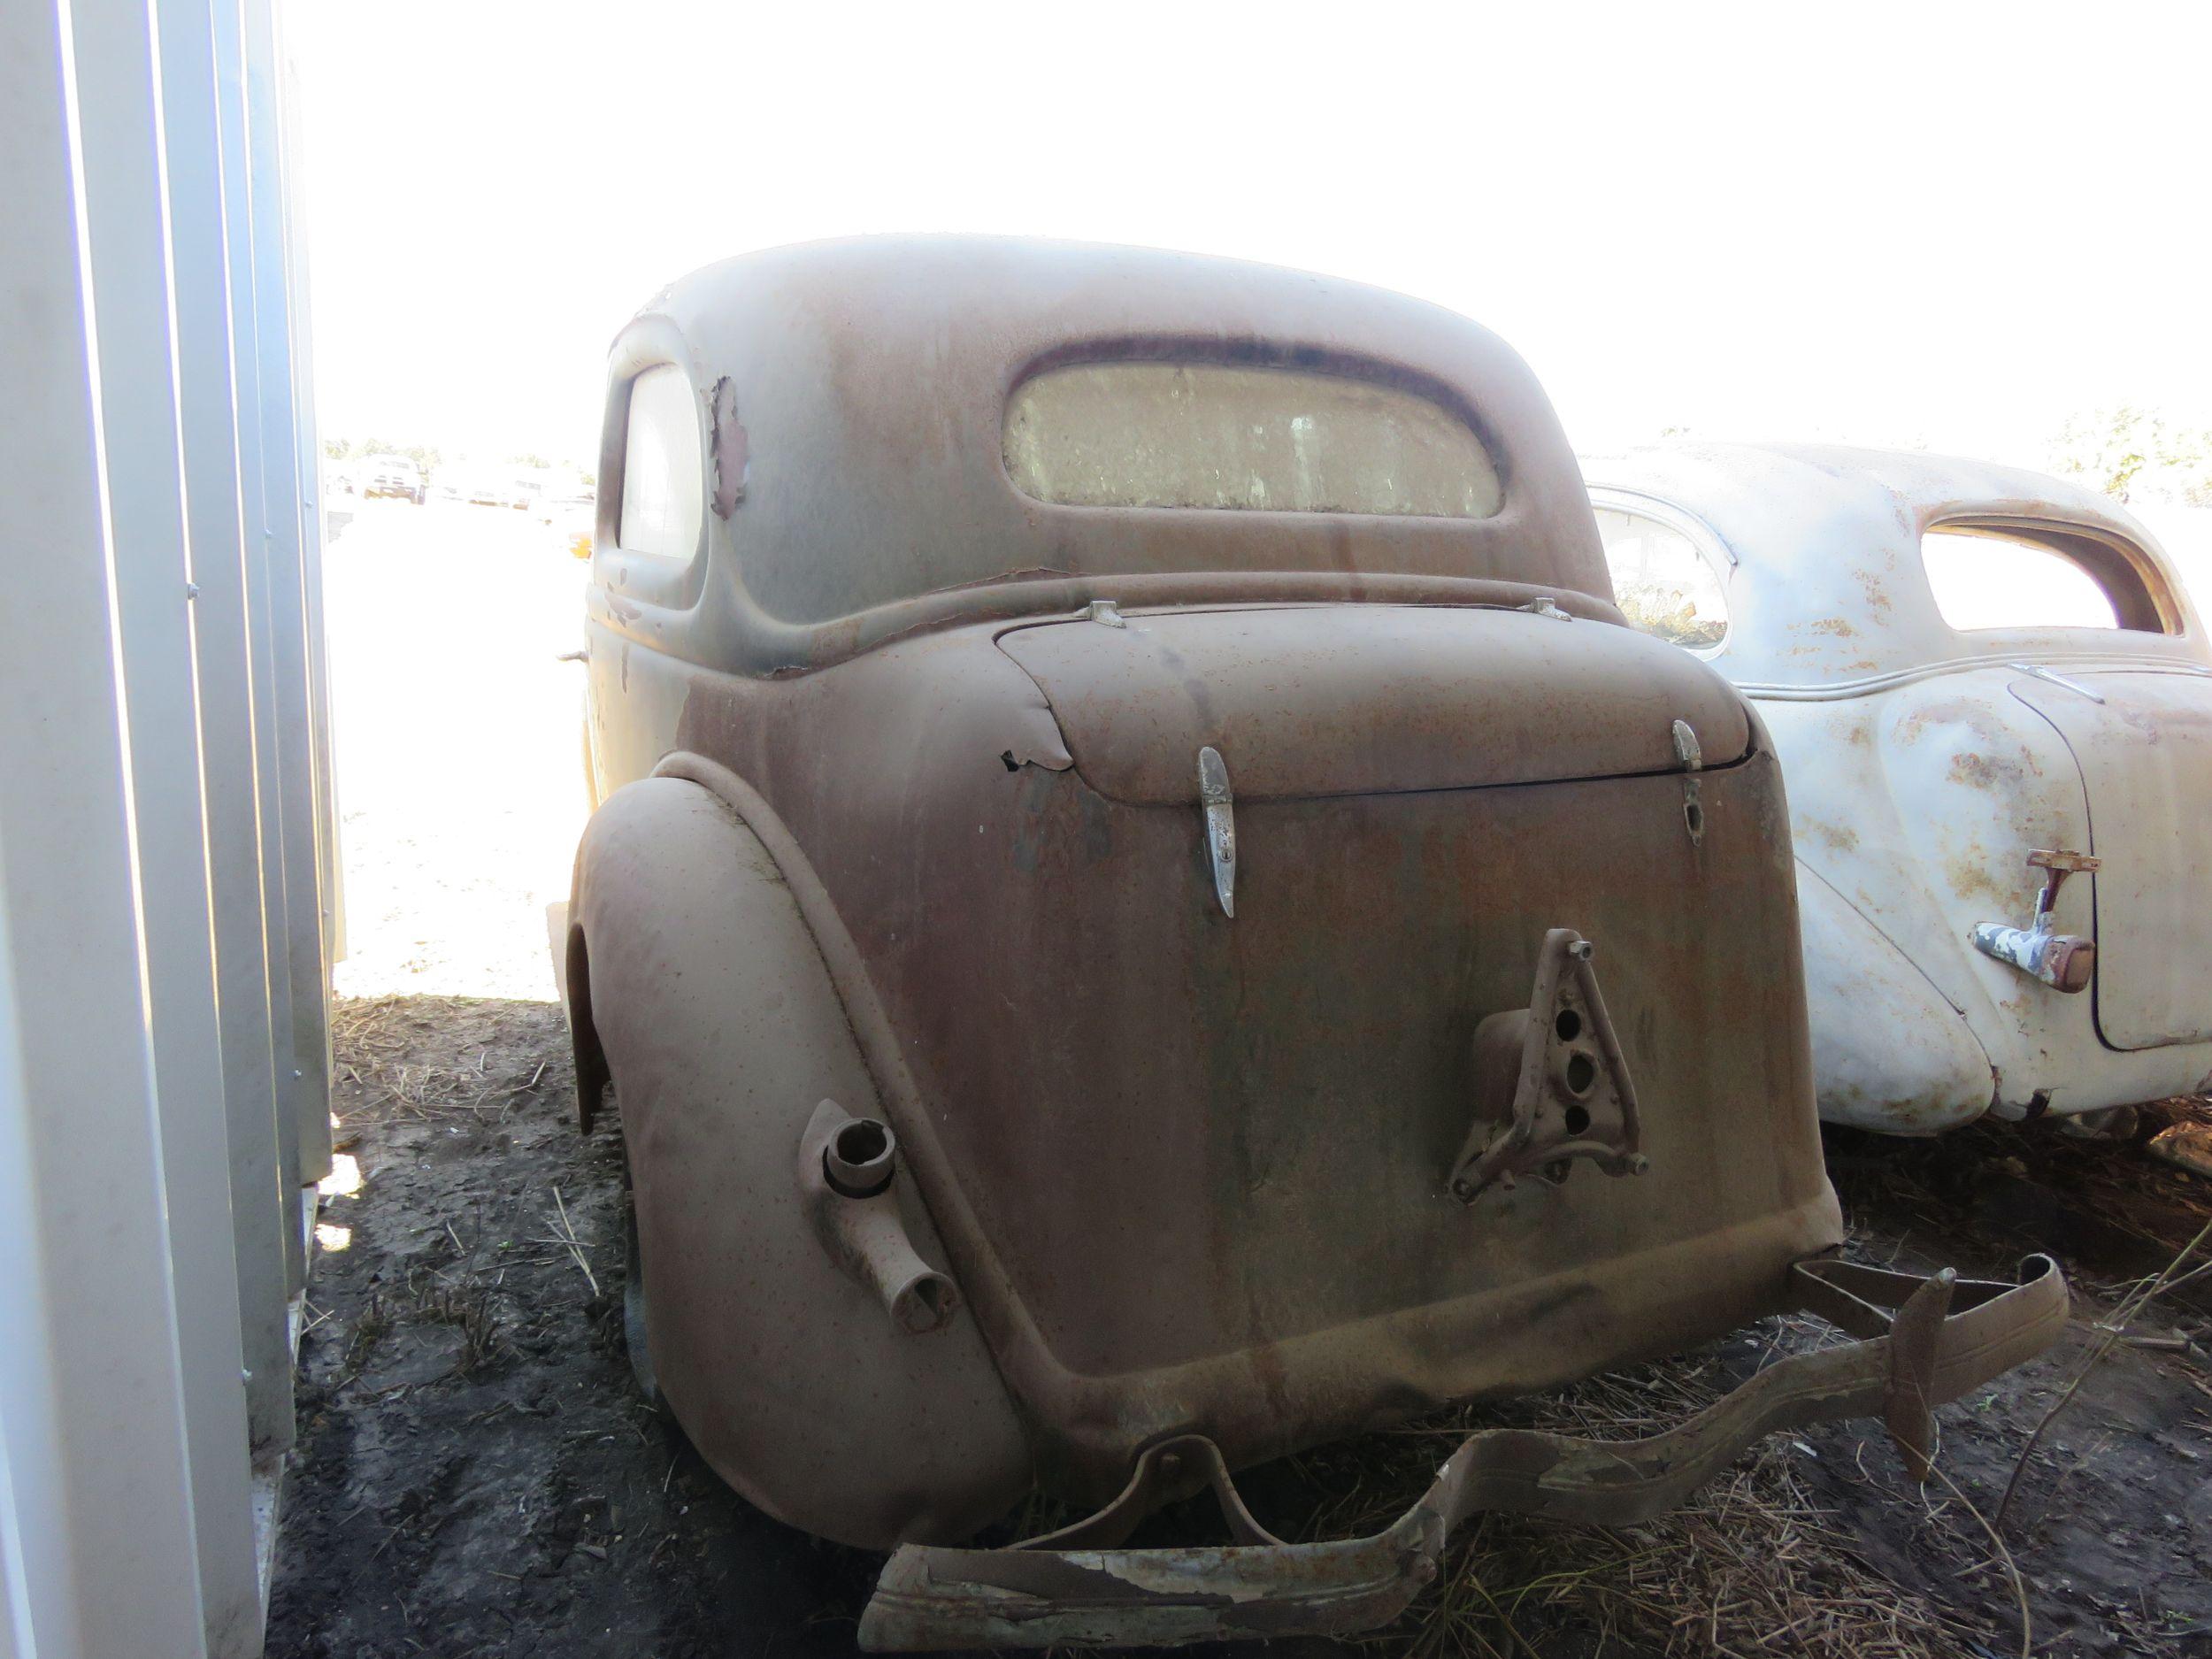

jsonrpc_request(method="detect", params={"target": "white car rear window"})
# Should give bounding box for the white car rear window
[1922,529,2119,630]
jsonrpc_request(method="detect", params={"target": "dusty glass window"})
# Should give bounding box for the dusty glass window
[1003,362,1501,518]
[1594,507,1728,649]
[618,365,703,558]
[1922,530,2121,630]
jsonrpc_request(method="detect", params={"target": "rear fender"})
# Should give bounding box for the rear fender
[1796,861,1994,1133]
[567,776,1033,1547]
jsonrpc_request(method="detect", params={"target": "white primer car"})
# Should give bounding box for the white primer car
[1583,442,2212,1134]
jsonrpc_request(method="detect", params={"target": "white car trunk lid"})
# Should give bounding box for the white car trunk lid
[2013,669,2212,1050]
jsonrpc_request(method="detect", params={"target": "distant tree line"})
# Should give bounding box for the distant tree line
[324,435,441,472]
[2047,407,2212,507]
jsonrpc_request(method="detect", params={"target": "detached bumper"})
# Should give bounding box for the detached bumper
[860,1255,2066,1650]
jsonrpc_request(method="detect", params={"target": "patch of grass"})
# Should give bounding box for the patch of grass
[406,1264,509,1377]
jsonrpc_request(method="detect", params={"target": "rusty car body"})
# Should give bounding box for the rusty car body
[561,242,2065,1646]
[1586,443,2212,1135]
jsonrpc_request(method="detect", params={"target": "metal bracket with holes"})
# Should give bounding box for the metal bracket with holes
[1449,928,1647,1202]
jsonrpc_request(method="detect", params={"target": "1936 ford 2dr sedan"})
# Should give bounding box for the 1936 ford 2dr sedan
[561,242,2062,1647]
[1586,443,2212,1137]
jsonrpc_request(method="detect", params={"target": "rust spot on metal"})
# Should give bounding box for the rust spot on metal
[1947,750,2025,791]
[1799,818,1859,856]
[710,375,748,518]
[1945,856,2009,908]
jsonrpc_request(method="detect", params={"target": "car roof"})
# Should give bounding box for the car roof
[1581,441,2207,687]
[602,235,1609,673]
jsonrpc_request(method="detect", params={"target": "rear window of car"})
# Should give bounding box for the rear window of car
[1923,530,2116,629]
[1594,506,1728,650]
[1002,361,1502,519]
[1919,523,2180,633]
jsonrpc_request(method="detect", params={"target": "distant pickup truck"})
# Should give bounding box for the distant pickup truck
[359,453,425,504]
[437,467,541,511]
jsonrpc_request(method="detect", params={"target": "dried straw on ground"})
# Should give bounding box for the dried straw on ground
[1271,1323,2005,1659]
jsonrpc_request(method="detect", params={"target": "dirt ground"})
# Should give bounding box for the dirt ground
[265,989,2212,1659]
[276,499,2212,1657]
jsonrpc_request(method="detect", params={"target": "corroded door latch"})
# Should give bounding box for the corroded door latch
[1971,849,2098,993]
[1450,928,1647,1202]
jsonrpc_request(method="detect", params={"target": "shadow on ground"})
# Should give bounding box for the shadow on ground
[267,995,875,1659]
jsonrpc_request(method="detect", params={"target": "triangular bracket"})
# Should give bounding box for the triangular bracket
[1449,928,1647,1202]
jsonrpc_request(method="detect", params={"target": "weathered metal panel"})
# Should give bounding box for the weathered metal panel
[567,250,2059,1634]
[1586,445,2212,1128]
[587,598,1840,1518]
[2013,672,2212,1049]
[995,603,1750,803]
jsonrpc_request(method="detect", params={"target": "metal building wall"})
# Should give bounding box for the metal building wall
[0,0,334,1654]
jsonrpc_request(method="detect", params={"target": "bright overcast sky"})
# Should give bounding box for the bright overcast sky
[290,1,2210,472]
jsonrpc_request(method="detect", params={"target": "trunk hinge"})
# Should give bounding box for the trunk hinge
[1672,718,1705,846]
[1197,747,1235,918]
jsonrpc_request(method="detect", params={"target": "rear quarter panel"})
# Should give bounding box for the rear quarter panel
[1764,671,2212,1118]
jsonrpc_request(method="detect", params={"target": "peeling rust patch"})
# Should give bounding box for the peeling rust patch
[710,375,748,518]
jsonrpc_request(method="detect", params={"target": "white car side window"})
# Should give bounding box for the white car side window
[618,365,703,559]
[1594,507,1728,650]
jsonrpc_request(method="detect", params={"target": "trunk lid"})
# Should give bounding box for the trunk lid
[2012,667,2212,1049]
[741,617,1833,1486]
[996,603,1751,803]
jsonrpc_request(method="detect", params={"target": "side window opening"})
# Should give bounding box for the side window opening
[618,364,703,559]
[1921,523,2170,634]
[1594,507,1728,650]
